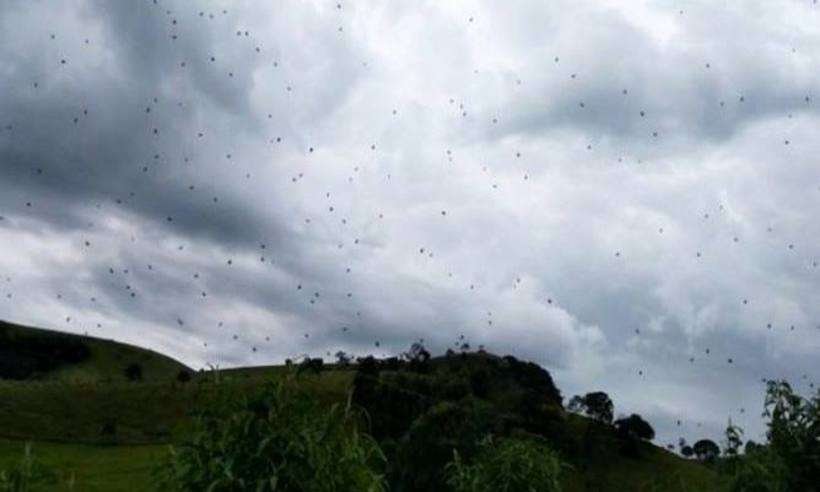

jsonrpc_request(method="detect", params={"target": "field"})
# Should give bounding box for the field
[0,321,721,491]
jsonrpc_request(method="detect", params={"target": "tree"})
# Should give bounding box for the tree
[760,379,820,490]
[124,363,143,381]
[404,342,431,373]
[692,439,720,462]
[723,418,744,458]
[614,413,655,441]
[297,357,323,374]
[403,342,431,363]
[334,350,352,366]
[568,391,614,424]
[681,445,694,458]
[175,369,192,383]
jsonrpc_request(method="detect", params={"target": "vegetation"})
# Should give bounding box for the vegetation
[0,320,190,383]
[0,443,54,492]
[445,436,565,492]
[568,392,614,425]
[5,322,788,491]
[159,377,386,492]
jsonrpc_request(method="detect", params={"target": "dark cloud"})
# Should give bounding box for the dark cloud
[0,0,818,449]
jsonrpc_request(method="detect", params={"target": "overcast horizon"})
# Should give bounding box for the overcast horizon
[1,0,819,450]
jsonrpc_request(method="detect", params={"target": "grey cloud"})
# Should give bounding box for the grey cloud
[0,0,819,450]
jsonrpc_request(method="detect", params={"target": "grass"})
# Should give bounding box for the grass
[0,370,354,444]
[0,439,164,492]
[0,320,190,383]
[0,323,722,490]
[561,414,720,491]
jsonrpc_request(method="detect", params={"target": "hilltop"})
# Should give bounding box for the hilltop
[0,320,191,383]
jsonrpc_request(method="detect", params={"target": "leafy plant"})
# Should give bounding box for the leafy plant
[158,375,386,491]
[0,443,55,492]
[725,446,789,492]
[445,436,565,492]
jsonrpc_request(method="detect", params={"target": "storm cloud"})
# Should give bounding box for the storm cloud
[1,0,819,448]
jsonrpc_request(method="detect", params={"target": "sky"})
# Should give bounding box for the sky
[1,0,819,450]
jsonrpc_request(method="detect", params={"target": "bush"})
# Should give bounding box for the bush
[391,399,503,490]
[176,370,192,383]
[124,363,143,381]
[158,376,386,491]
[445,436,565,492]
[726,447,788,492]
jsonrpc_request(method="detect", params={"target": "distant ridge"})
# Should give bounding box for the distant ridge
[0,319,190,382]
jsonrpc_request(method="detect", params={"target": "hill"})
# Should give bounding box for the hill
[0,323,721,490]
[0,320,190,383]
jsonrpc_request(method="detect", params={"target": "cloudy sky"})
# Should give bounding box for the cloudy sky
[1,0,819,448]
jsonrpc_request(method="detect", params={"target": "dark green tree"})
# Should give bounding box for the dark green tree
[692,439,720,462]
[614,414,654,440]
[568,392,614,424]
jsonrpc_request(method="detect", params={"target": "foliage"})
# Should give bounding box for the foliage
[0,443,54,492]
[760,380,820,490]
[176,370,192,383]
[613,414,655,458]
[334,351,352,366]
[390,399,504,491]
[614,414,655,441]
[722,419,743,458]
[445,436,565,492]
[568,392,614,425]
[124,363,143,381]
[691,439,719,462]
[725,446,788,492]
[297,357,324,375]
[158,375,386,492]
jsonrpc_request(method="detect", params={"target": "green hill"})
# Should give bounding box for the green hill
[0,323,722,491]
[0,320,191,383]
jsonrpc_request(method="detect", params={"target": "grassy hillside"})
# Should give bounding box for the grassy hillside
[0,320,190,383]
[0,324,722,491]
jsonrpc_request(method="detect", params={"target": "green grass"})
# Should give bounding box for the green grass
[561,414,720,491]
[0,320,191,383]
[0,439,164,492]
[0,370,354,444]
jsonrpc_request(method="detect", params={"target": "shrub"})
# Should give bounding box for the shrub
[158,376,386,492]
[124,363,143,381]
[391,399,507,491]
[176,370,192,383]
[726,446,789,492]
[445,436,565,492]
